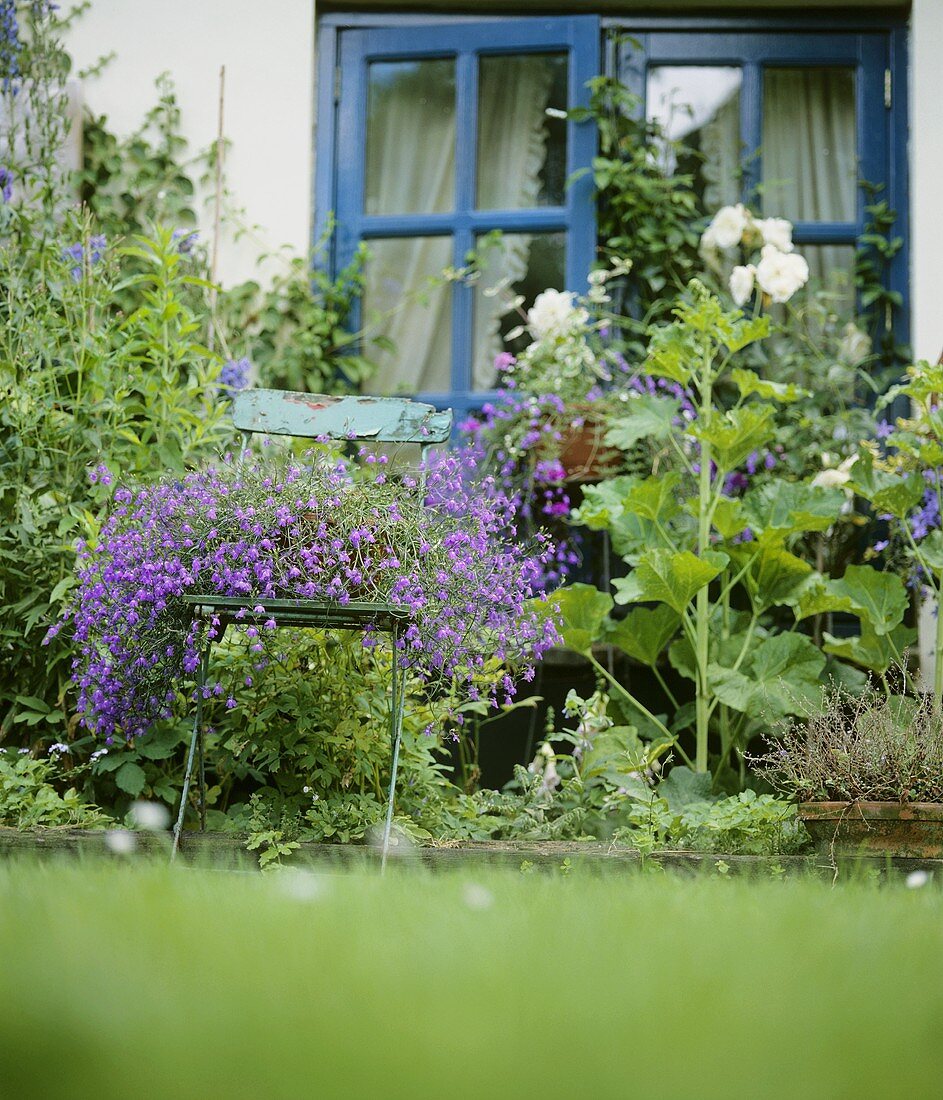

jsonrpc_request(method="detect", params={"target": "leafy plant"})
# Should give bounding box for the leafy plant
[754,679,943,804]
[0,748,109,828]
[557,282,903,782]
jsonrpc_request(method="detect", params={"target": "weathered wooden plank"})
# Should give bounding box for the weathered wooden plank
[232,389,453,443]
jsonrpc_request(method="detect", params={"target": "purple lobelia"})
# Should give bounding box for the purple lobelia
[52,447,560,741]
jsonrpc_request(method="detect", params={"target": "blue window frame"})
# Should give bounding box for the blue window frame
[318,15,600,416]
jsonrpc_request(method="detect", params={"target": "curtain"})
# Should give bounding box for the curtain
[762,68,857,303]
[362,56,555,394]
[472,58,555,390]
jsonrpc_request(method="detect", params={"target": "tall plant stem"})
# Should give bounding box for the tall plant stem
[694,349,713,773]
[933,578,943,716]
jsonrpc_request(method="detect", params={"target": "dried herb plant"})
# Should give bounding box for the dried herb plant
[754,674,943,804]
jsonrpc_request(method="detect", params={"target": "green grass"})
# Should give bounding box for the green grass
[1,861,941,1098]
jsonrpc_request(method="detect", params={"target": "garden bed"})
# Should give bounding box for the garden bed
[4,828,942,877]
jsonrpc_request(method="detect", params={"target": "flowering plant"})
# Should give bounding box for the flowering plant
[699,204,810,307]
[58,448,559,743]
[557,283,901,781]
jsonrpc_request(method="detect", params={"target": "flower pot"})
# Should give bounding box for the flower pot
[798,801,943,858]
[554,417,621,484]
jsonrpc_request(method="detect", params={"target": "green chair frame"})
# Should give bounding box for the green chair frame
[171,389,453,868]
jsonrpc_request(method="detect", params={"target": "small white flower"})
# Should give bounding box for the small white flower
[90,747,108,761]
[704,203,750,250]
[277,870,327,902]
[526,289,588,342]
[462,883,494,911]
[104,829,137,855]
[754,216,794,253]
[729,265,756,307]
[47,742,69,757]
[811,455,857,489]
[838,322,872,367]
[129,800,171,831]
[754,244,810,303]
[906,870,930,889]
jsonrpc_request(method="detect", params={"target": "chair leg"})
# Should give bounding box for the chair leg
[381,627,405,873]
[172,644,208,861]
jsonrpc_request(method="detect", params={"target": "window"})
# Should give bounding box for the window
[317,16,908,404]
[320,16,599,414]
[623,28,906,319]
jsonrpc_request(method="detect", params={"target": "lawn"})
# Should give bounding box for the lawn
[1,861,941,1098]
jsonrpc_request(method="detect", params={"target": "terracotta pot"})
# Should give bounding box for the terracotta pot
[553,417,622,484]
[798,801,943,858]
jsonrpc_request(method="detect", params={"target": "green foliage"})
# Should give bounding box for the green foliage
[0,213,232,744]
[0,749,108,828]
[216,237,375,393]
[570,66,702,320]
[616,789,807,856]
[559,282,896,782]
[78,74,199,240]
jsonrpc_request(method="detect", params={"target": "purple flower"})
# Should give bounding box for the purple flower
[876,420,894,440]
[0,166,12,203]
[220,357,251,396]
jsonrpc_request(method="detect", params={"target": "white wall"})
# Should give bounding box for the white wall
[911,0,943,364]
[66,0,315,287]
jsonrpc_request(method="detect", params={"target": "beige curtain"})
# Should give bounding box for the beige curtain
[362,57,555,393]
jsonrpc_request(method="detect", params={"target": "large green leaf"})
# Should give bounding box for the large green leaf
[729,538,813,610]
[615,549,728,613]
[711,496,746,540]
[115,761,147,797]
[730,367,808,403]
[741,480,846,537]
[823,622,917,675]
[829,565,908,636]
[795,565,907,635]
[603,393,680,451]
[607,605,681,667]
[720,314,770,353]
[570,476,640,532]
[709,633,825,720]
[690,406,776,473]
[851,452,923,520]
[621,472,683,524]
[552,583,614,655]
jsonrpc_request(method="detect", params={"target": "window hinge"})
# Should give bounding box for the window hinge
[334,64,342,104]
[884,68,892,109]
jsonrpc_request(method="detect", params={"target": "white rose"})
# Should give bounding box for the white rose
[729,265,756,307]
[754,217,794,253]
[526,289,588,342]
[838,322,872,367]
[705,203,749,250]
[754,244,810,303]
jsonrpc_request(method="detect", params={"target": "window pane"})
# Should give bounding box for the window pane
[472,232,566,390]
[477,53,568,209]
[646,66,742,210]
[798,243,857,315]
[362,236,453,394]
[762,68,857,223]
[365,59,455,215]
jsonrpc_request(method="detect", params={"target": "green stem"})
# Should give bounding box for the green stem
[587,654,678,751]
[694,348,713,774]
